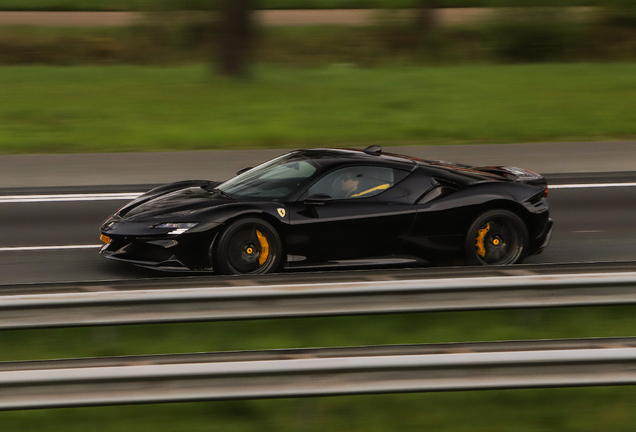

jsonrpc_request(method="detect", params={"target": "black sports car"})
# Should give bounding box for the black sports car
[99,146,552,274]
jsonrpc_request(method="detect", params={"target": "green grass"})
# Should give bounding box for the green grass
[0,63,635,154]
[3,306,636,361]
[0,0,603,12]
[2,388,636,432]
[2,305,636,430]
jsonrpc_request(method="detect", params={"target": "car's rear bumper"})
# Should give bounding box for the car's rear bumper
[529,218,553,256]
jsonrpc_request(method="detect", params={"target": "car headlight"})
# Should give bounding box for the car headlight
[153,222,199,235]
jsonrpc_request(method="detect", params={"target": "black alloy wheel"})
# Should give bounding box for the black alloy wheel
[464,209,528,265]
[212,217,282,275]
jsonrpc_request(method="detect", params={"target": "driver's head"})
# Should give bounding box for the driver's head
[340,172,359,195]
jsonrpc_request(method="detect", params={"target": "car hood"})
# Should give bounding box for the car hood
[120,186,231,221]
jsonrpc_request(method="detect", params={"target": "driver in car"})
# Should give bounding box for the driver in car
[339,172,360,197]
[334,171,392,198]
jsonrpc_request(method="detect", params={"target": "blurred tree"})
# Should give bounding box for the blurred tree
[414,0,437,35]
[218,0,255,77]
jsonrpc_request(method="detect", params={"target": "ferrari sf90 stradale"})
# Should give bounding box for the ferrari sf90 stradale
[100,146,552,274]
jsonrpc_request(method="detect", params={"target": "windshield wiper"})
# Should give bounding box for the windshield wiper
[211,188,232,199]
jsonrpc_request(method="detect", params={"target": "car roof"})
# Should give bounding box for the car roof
[293,148,507,184]
[294,148,417,171]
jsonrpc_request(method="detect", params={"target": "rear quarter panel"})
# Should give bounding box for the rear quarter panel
[401,181,547,258]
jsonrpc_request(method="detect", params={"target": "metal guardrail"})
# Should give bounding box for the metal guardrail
[2,272,636,330]
[1,337,636,411]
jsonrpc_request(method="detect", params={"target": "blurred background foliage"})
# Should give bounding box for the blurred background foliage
[605,0,636,26]
[0,8,635,66]
[0,0,609,11]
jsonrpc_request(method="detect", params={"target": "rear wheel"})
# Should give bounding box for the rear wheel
[465,210,528,265]
[212,217,282,275]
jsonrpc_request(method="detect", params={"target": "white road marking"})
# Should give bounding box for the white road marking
[0,245,102,252]
[550,183,636,189]
[0,193,142,203]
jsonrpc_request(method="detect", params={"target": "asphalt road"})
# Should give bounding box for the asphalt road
[1,181,635,285]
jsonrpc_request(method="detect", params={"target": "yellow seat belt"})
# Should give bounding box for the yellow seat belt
[351,183,390,197]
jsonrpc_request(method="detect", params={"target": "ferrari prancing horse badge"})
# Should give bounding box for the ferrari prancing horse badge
[277,208,286,217]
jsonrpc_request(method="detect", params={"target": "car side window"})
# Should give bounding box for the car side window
[308,166,397,199]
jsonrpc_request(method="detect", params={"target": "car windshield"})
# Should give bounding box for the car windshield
[216,153,318,198]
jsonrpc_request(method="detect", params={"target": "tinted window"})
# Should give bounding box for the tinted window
[308,166,398,199]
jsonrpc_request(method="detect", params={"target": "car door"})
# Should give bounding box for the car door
[399,175,469,260]
[285,166,416,262]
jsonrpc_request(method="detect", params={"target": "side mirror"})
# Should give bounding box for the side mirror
[303,194,332,206]
[236,167,253,176]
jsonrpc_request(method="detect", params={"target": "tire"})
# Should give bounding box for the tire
[212,217,283,275]
[464,209,528,266]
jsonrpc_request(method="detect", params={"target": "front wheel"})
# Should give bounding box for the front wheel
[464,210,528,265]
[212,217,283,275]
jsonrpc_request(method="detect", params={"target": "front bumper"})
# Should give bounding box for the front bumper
[99,230,218,271]
[100,238,186,269]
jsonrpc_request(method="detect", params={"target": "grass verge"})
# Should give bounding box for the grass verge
[0,63,635,154]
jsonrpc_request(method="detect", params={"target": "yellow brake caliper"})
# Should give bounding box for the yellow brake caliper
[256,230,269,266]
[476,223,490,257]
